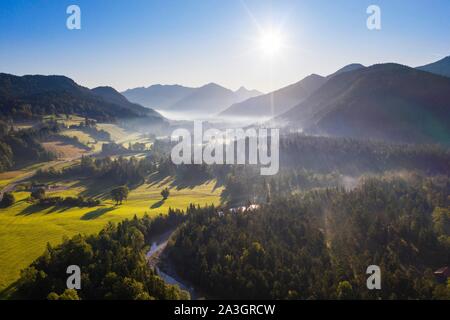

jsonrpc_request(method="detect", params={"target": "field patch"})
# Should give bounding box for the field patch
[0,163,46,190]
[0,179,222,291]
[60,129,107,153]
[0,171,23,189]
[42,140,88,159]
[96,123,129,142]
[43,115,86,127]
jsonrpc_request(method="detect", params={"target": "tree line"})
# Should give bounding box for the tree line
[11,209,189,300]
[0,120,57,172]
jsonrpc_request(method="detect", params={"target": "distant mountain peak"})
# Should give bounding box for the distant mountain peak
[236,86,248,92]
[235,86,262,95]
[122,84,196,110]
[306,73,323,79]
[203,82,223,89]
[92,86,126,102]
[92,85,118,93]
[327,63,366,79]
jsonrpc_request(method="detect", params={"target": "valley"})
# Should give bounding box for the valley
[0,118,222,293]
[0,55,449,300]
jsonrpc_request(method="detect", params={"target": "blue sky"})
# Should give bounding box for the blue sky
[1,0,449,92]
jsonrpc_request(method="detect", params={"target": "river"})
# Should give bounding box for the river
[146,229,201,299]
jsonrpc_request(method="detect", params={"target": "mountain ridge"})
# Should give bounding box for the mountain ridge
[123,82,261,115]
[276,63,450,145]
[416,56,450,78]
[91,86,164,119]
[122,84,196,110]
[326,63,366,79]
[0,73,164,122]
[219,73,326,118]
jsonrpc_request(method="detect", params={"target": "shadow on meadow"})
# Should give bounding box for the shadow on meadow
[16,201,43,216]
[80,206,115,220]
[150,199,165,209]
[146,171,224,191]
[72,178,143,201]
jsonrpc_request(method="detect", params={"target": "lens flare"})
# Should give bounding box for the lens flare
[259,29,284,57]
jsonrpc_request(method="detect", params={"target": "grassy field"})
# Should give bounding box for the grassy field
[61,123,149,152]
[0,171,25,190]
[42,140,89,159]
[96,123,151,147]
[0,178,222,292]
[0,163,46,190]
[59,129,107,153]
[60,129,93,144]
[0,120,201,293]
[43,115,86,127]
[96,123,129,142]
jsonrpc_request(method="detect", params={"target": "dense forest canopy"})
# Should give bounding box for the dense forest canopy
[168,177,450,299]
[0,120,56,172]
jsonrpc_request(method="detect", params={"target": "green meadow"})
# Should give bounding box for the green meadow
[0,121,223,293]
[0,177,222,292]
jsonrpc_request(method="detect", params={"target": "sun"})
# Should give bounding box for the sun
[259,28,284,57]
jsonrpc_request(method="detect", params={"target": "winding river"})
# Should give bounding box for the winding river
[146,230,200,299]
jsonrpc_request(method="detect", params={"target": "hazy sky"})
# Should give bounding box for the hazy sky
[1,0,449,93]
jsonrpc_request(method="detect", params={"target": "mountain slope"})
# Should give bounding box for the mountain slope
[91,86,164,119]
[417,56,450,78]
[234,86,262,102]
[277,64,450,145]
[220,74,326,118]
[122,83,261,116]
[326,63,365,79]
[0,73,157,121]
[122,84,196,110]
[0,74,83,98]
[166,83,238,115]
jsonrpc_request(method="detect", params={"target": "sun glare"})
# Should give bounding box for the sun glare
[259,29,284,57]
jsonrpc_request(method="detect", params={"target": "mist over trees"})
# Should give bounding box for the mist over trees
[168,177,450,299]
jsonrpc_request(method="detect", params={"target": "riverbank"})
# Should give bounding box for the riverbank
[146,229,207,300]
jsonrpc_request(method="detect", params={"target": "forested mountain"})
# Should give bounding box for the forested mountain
[417,56,450,78]
[0,73,162,122]
[219,64,366,119]
[91,86,164,120]
[122,84,196,110]
[277,64,450,145]
[220,74,326,118]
